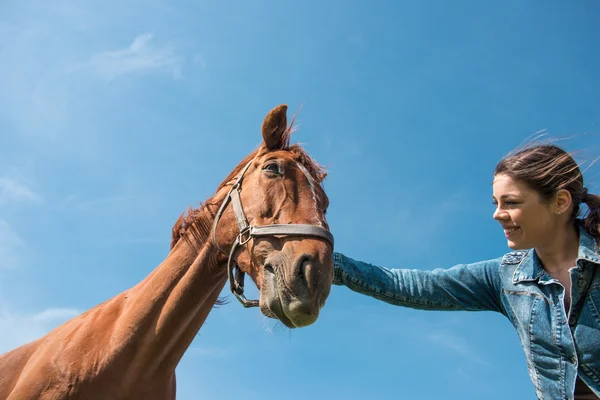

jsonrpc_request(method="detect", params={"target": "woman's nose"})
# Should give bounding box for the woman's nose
[493,206,506,221]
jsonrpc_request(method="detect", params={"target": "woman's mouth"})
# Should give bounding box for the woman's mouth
[504,226,520,238]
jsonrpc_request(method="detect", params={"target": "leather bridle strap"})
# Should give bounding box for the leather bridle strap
[211,161,253,255]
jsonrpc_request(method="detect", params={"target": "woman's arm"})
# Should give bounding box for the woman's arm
[333,252,504,313]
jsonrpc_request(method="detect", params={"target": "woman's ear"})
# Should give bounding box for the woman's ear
[554,189,573,215]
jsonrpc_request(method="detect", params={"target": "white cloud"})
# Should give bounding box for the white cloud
[377,314,491,368]
[374,190,468,252]
[32,308,81,323]
[60,193,132,211]
[0,177,43,206]
[0,220,25,269]
[425,330,490,366]
[0,305,80,354]
[73,33,183,81]
[192,54,207,69]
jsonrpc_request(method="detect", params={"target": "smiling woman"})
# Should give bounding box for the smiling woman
[0,105,334,400]
[333,143,600,400]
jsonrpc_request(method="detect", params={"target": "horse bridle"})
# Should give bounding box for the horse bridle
[211,160,335,308]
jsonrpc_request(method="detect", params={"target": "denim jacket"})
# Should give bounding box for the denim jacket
[333,227,600,400]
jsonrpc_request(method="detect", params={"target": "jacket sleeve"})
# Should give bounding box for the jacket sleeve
[333,252,504,313]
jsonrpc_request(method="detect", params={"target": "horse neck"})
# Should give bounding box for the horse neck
[121,205,228,376]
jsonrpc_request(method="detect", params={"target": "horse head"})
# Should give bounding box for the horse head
[211,104,333,328]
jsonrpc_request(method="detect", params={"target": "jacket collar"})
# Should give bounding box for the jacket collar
[512,225,599,284]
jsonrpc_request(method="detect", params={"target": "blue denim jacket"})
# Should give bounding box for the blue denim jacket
[333,227,600,400]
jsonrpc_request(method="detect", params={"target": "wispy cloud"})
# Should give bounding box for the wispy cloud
[0,220,25,269]
[425,330,490,366]
[377,314,491,368]
[192,54,207,69]
[60,193,133,211]
[378,190,468,252]
[0,177,43,206]
[31,308,81,323]
[0,305,80,354]
[73,33,182,81]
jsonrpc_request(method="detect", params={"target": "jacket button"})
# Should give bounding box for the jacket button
[571,356,578,364]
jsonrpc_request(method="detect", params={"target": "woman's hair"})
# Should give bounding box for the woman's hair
[494,144,600,245]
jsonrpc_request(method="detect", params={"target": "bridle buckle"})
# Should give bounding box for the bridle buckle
[238,226,252,245]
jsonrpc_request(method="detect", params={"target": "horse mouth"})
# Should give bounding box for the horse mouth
[259,260,320,329]
[260,264,295,328]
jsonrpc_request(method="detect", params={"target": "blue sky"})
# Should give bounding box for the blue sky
[1,1,599,399]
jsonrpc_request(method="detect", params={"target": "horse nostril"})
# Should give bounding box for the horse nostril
[296,255,314,287]
[264,263,274,275]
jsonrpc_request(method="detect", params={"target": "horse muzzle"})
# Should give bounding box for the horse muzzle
[259,251,330,328]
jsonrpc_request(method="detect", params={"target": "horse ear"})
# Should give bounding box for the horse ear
[261,104,288,150]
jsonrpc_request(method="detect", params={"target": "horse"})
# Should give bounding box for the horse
[0,104,334,400]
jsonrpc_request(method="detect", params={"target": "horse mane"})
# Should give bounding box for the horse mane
[170,123,327,251]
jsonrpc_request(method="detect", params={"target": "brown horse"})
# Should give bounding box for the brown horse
[0,105,334,400]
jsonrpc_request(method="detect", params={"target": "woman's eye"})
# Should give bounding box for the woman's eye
[492,201,518,207]
[263,163,281,175]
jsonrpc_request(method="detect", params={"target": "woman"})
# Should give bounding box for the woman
[333,144,600,400]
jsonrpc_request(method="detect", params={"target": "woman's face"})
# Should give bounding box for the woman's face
[492,174,558,250]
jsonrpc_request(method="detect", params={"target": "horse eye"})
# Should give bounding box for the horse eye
[263,163,282,175]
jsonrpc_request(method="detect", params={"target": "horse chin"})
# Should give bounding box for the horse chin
[259,263,319,329]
